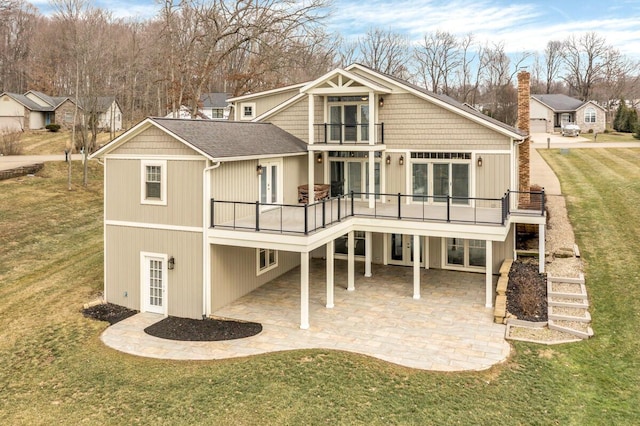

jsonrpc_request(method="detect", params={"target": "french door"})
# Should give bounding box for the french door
[259,160,282,210]
[329,104,369,142]
[388,234,424,266]
[413,162,469,204]
[330,160,379,199]
[142,253,167,314]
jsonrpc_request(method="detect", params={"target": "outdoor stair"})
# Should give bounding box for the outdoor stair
[547,274,593,339]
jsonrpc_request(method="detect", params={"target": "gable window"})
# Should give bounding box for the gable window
[584,107,596,123]
[257,248,278,274]
[241,102,256,120]
[141,160,167,205]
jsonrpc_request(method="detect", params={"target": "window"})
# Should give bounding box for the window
[241,102,256,120]
[211,108,224,119]
[141,160,167,205]
[444,238,486,270]
[257,248,278,274]
[335,231,366,256]
[64,111,73,122]
[584,107,596,123]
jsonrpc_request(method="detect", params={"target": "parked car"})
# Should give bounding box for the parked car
[561,123,580,137]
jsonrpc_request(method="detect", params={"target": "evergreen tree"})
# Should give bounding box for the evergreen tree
[613,99,626,132]
[627,109,638,134]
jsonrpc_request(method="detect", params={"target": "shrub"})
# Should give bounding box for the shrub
[45,124,61,132]
[587,128,594,133]
[633,124,640,140]
[0,131,23,155]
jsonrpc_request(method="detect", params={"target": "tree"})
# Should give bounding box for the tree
[353,28,410,78]
[543,40,562,94]
[413,30,460,95]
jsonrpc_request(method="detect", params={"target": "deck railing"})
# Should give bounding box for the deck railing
[210,189,545,235]
[314,123,384,144]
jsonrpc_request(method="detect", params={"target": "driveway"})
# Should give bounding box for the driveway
[530,132,640,149]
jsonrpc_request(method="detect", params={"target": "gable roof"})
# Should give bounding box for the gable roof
[24,90,69,109]
[200,93,229,109]
[531,94,587,112]
[92,117,308,160]
[0,92,54,111]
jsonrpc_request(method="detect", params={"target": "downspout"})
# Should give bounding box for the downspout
[203,159,221,319]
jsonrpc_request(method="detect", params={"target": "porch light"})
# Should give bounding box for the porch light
[477,156,483,167]
[386,154,391,165]
[316,153,323,164]
[399,155,404,166]
[256,164,263,175]
[168,256,175,270]
[379,97,384,108]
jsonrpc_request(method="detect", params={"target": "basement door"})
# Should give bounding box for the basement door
[259,159,282,211]
[387,234,425,266]
[141,253,167,315]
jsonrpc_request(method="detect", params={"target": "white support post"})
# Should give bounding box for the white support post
[364,231,372,277]
[413,234,420,300]
[539,224,545,273]
[347,231,355,291]
[300,252,310,329]
[308,94,315,146]
[485,240,493,308]
[369,91,375,146]
[326,240,334,308]
[368,150,375,209]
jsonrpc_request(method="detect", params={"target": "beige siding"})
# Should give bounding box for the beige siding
[210,159,258,225]
[210,246,300,311]
[284,155,307,204]
[106,158,204,227]
[253,88,301,118]
[379,93,511,150]
[475,154,510,207]
[0,96,25,131]
[385,154,406,196]
[267,97,309,142]
[105,225,203,319]
[428,236,442,268]
[112,126,200,156]
[492,226,514,271]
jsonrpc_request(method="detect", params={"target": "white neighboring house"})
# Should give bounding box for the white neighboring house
[165,93,230,120]
[94,97,123,132]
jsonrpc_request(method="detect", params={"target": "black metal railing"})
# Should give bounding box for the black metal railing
[314,123,384,144]
[210,189,545,235]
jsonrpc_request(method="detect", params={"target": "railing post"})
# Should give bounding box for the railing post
[210,199,215,228]
[337,196,341,221]
[322,199,326,228]
[501,194,506,225]
[340,124,343,145]
[323,123,327,144]
[397,193,401,219]
[380,122,384,144]
[304,203,309,235]
[541,188,546,216]
[350,191,355,216]
[446,196,451,222]
[255,201,260,232]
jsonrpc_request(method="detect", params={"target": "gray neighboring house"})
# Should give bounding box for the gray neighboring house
[200,93,230,119]
[530,94,606,134]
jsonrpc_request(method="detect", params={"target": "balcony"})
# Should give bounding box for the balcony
[314,123,384,144]
[210,190,545,235]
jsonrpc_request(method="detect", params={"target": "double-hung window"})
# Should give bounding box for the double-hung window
[584,107,596,123]
[257,248,278,274]
[141,160,167,205]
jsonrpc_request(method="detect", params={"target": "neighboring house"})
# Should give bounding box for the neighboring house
[24,90,78,129]
[0,92,54,131]
[165,93,230,120]
[94,97,123,132]
[91,65,545,329]
[530,94,606,134]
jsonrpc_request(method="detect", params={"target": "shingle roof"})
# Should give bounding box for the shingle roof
[149,117,308,159]
[1,92,54,111]
[200,93,229,109]
[27,90,68,108]
[531,94,585,112]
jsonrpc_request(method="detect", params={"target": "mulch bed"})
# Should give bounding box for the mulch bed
[83,303,138,325]
[144,316,262,341]
[506,259,548,322]
[83,303,263,341]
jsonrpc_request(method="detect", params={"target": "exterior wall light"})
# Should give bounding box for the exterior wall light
[168,256,175,270]
[386,154,391,165]
[316,153,323,164]
[477,156,483,167]
[256,164,263,175]
[399,155,404,166]
[379,97,384,107]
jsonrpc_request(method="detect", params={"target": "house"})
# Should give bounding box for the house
[165,93,230,120]
[0,92,54,131]
[91,65,545,329]
[530,94,606,134]
[24,90,78,128]
[93,97,123,132]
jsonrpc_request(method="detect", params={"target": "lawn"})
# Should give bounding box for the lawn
[580,131,638,142]
[1,153,639,424]
[16,130,120,155]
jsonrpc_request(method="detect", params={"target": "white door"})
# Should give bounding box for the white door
[142,253,167,314]
[259,160,282,210]
[388,234,424,266]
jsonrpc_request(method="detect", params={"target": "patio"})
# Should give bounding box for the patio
[101,260,510,371]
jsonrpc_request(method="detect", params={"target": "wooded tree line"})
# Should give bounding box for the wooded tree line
[1,0,638,129]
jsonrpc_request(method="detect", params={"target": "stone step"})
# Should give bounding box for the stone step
[499,259,513,276]
[496,276,508,296]
[548,290,588,300]
[548,306,591,323]
[549,319,594,339]
[548,296,589,309]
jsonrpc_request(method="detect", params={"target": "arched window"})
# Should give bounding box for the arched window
[585,107,596,123]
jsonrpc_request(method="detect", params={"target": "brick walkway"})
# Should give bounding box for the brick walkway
[102,260,510,371]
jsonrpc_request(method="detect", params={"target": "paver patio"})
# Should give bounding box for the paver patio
[101,259,510,371]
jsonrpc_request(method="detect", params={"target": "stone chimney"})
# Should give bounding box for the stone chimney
[516,70,530,196]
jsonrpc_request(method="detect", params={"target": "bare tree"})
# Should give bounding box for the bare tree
[354,28,410,78]
[413,30,460,95]
[0,0,38,92]
[544,40,563,94]
[455,33,484,105]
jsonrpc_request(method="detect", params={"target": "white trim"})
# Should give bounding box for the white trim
[209,152,305,163]
[104,154,204,161]
[256,248,278,275]
[141,159,167,206]
[227,83,306,102]
[240,102,256,120]
[140,251,168,316]
[103,158,108,302]
[300,68,392,94]
[106,220,202,233]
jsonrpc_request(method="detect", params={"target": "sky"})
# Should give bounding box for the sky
[29,0,640,58]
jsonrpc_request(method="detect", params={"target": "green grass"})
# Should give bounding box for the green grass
[1,154,640,424]
[580,131,638,142]
[17,130,121,155]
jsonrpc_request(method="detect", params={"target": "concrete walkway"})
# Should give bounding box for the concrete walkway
[102,261,510,371]
[530,148,562,195]
[0,154,84,171]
